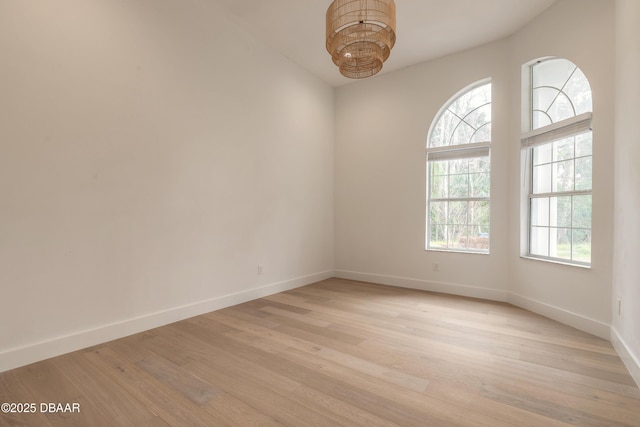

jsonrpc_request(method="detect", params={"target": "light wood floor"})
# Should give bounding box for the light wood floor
[1,278,639,427]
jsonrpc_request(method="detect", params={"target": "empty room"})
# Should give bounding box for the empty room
[1,0,639,426]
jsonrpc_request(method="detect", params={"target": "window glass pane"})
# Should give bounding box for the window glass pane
[532,59,575,91]
[533,144,552,166]
[466,103,491,127]
[469,172,490,198]
[575,132,592,157]
[430,224,447,248]
[553,137,574,161]
[462,224,489,250]
[552,160,574,192]
[575,157,592,191]
[431,160,448,175]
[531,197,549,226]
[551,228,572,260]
[450,122,475,146]
[448,201,468,225]
[429,110,457,147]
[546,93,575,124]
[550,196,572,228]
[465,104,491,135]
[532,87,558,117]
[532,111,552,129]
[469,157,489,173]
[449,158,469,174]
[530,226,549,256]
[429,201,447,225]
[449,174,469,198]
[564,67,593,115]
[533,164,552,194]
[448,225,469,249]
[449,84,491,117]
[449,92,475,117]
[573,195,592,229]
[471,123,491,144]
[430,162,448,199]
[470,201,490,229]
[572,229,591,263]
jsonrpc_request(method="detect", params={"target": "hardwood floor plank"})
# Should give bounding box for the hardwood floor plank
[135,354,223,406]
[481,383,633,427]
[51,352,169,426]
[174,316,461,426]
[0,369,56,427]
[81,346,229,427]
[259,306,332,327]
[19,360,112,427]
[202,321,517,426]
[256,343,522,427]
[182,351,341,427]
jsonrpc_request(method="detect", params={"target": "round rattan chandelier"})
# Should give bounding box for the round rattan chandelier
[326,0,396,79]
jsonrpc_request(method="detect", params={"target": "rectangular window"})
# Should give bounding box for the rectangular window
[427,148,490,252]
[527,130,592,264]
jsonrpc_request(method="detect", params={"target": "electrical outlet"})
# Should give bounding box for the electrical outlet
[257,264,264,275]
[433,262,439,272]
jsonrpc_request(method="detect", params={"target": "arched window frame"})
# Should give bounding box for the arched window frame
[426,79,492,253]
[521,57,593,266]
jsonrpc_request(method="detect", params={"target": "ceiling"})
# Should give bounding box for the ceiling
[215,0,559,87]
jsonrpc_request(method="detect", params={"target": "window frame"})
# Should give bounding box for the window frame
[521,58,593,267]
[426,80,492,254]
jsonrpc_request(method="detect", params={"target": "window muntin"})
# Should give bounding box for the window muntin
[523,58,592,265]
[427,82,491,253]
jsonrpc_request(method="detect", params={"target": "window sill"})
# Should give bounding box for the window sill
[426,248,490,255]
[520,255,591,269]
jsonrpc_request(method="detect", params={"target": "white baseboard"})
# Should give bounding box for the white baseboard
[0,270,333,374]
[508,292,610,339]
[334,270,509,302]
[611,327,640,388]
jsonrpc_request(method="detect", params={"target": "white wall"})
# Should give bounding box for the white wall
[612,0,640,386]
[334,41,511,301]
[335,0,615,338]
[0,0,334,372]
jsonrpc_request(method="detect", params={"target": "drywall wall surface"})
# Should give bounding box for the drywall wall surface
[334,40,511,300]
[0,0,334,371]
[612,0,640,385]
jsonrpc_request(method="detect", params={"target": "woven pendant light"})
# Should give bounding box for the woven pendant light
[326,0,396,79]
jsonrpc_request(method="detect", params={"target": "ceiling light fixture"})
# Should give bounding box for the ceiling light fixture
[326,0,396,79]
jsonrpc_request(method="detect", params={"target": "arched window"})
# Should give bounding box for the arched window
[426,81,491,253]
[521,58,592,265]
